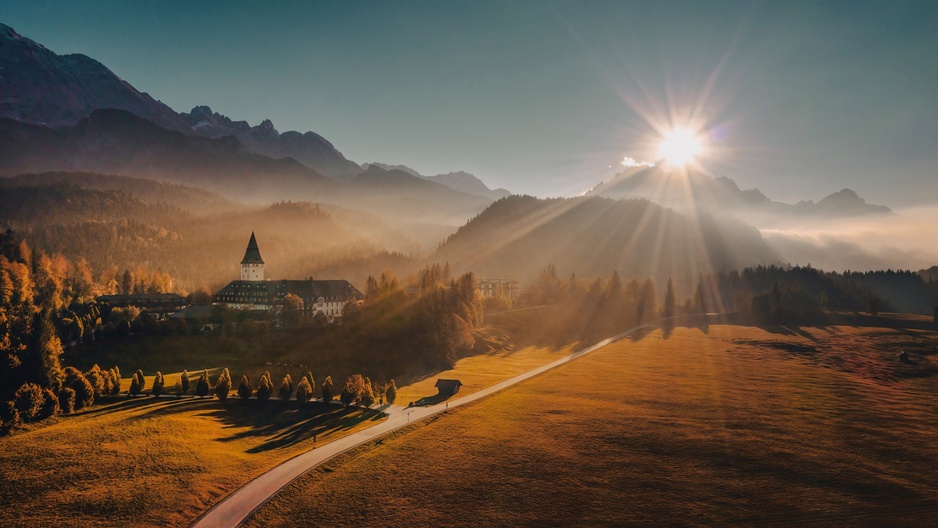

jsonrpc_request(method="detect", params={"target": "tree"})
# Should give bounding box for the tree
[174,378,183,397]
[57,387,75,414]
[0,401,19,435]
[133,369,146,394]
[386,379,397,405]
[63,367,94,408]
[13,382,43,421]
[340,374,365,407]
[215,368,231,400]
[281,293,304,327]
[120,269,132,295]
[256,374,272,401]
[195,370,210,398]
[84,365,106,397]
[129,374,142,397]
[152,371,164,397]
[237,375,253,399]
[278,375,293,400]
[359,377,375,408]
[304,371,315,396]
[180,369,190,394]
[38,388,59,419]
[110,366,121,395]
[296,377,312,404]
[321,376,335,403]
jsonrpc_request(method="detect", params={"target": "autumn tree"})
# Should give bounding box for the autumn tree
[386,379,397,405]
[57,387,75,414]
[215,368,231,400]
[180,369,190,394]
[174,378,183,397]
[256,374,272,401]
[13,382,43,421]
[63,367,94,408]
[304,371,315,395]
[278,375,293,400]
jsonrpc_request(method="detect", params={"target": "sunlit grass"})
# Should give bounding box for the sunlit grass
[0,396,384,527]
[245,325,938,526]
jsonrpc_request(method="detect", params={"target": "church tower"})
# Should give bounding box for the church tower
[240,231,265,281]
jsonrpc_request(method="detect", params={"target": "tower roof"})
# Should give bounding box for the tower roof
[241,231,264,264]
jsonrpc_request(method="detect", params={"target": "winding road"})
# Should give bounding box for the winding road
[191,323,655,528]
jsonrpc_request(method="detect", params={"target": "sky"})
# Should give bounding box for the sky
[3,0,938,205]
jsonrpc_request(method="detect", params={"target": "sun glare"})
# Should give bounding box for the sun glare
[657,128,702,167]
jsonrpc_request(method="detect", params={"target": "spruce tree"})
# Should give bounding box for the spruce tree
[321,376,334,403]
[38,388,59,419]
[215,369,231,400]
[57,387,75,414]
[386,379,397,405]
[195,370,210,398]
[256,374,272,401]
[129,374,142,397]
[296,378,312,404]
[278,375,292,400]
[304,371,315,395]
[152,372,164,397]
[174,378,183,397]
[180,369,190,394]
[237,375,253,399]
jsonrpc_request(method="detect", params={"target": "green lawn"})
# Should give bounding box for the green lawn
[245,325,938,527]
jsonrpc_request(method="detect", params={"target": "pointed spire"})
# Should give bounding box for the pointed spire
[241,231,264,264]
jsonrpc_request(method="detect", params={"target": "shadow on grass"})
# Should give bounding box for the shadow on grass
[198,400,376,453]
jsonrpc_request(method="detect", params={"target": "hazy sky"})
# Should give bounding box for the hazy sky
[3,1,938,205]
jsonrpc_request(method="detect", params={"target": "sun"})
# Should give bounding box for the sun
[657,128,702,167]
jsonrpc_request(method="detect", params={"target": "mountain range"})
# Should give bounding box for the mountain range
[588,165,890,220]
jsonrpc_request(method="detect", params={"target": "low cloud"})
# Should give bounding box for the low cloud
[620,156,655,168]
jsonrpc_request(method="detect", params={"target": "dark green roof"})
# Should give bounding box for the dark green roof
[241,231,264,264]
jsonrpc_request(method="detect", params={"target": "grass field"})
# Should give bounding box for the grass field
[0,396,384,527]
[245,325,938,527]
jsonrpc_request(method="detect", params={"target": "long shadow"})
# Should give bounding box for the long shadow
[65,394,173,419]
[193,400,376,453]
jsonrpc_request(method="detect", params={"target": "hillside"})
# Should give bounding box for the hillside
[434,195,778,293]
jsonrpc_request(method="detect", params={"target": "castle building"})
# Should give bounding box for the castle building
[214,232,363,318]
[477,278,521,300]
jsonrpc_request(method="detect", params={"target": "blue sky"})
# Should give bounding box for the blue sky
[3,0,937,204]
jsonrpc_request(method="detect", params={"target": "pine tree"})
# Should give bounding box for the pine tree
[386,379,397,405]
[296,377,312,404]
[111,366,121,395]
[278,375,292,400]
[256,374,272,401]
[195,370,210,398]
[38,388,59,419]
[63,367,94,408]
[133,369,146,395]
[304,371,315,395]
[174,378,183,397]
[215,369,231,400]
[360,377,375,408]
[321,376,335,402]
[152,372,164,397]
[180,369,190,394]
[238,375,253,399]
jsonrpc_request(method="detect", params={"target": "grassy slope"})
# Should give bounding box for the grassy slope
[0,397,384,527]
[246,325,938,527]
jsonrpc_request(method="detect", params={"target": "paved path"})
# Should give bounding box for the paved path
[192,323,655,528]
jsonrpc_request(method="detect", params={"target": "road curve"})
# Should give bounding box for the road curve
[192,323,655,528]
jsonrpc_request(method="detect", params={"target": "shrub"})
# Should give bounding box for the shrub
[278,375,292,400]
[57,387,76,414]
[321,376,335,403]
[85,365,106,397]
[63,367,94,409]
[152,372,164,397]
[174,378,183,397]
[305,371,315,395]
[237,375,253,399]
[256,374,272,401]
[110,366,121,395]
[386,379,397,405]
[285,373,294,395]
[215,369,231,400]
[180,369,190,394]
[38,388,59,419]
[1,401,20,435]
[195,370,210,398]
[296,377,312,404]
[14,383,44,422]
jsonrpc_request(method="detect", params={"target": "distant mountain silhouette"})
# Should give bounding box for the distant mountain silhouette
[0,23,190,131]
[181,105,362,179]
[588,165,890,219]
[362,163,511,200]
[434,195,778,291]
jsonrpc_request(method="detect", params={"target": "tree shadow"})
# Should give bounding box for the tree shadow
[197,400,376,453]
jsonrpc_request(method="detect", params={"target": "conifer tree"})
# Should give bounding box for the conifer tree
[321,375,335,402]
[180,369,190,394]
[152,371,164,397]
[174,378,183,397]
[129,374,142,397]
[57,387,75,414]
[215,368,231,400]
[38,388,59,418]
[386,379,397,405]
[256,374,272,401]
[304,371,315,395]
[238,375,253,399]
[13,382,43,421]
[195,370,210,398]
[63,367,94,408]
[278,375,292,400]
[133,369,146,394]
[296,377,312,404]
[360,377,375,408]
